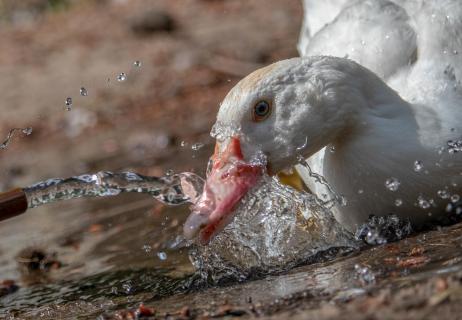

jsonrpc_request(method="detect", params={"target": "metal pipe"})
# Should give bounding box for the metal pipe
[0,188,28,221]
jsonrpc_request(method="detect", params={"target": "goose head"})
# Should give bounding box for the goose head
[184,56,379,244]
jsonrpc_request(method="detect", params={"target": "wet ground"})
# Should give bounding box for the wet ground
[1,1,462,319]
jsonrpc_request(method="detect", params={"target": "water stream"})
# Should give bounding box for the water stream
[0,128,33,150]
[23,171,204,208]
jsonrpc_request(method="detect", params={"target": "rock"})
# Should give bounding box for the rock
[0,279,19,297]
[129,9,175,35]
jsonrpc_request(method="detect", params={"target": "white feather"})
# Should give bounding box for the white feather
[295,0,462,230]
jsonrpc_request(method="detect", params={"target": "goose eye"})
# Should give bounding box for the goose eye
[253,100,271,122]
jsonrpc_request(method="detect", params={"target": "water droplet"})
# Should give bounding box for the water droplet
[142,244,152,253]
[180,141,188,147]
[116,72,127,82]
[385,177,400,192]
[80,87,88,96]
[413,160,423,172]
[329,146,336,153]
[191,143,204,151]
[358,189,364,194]
[354,264,376,285]
[437,189,450,199]
[210,121,241,142]
[22,127,33,135]
[451,194,460,203]
[157,251,167,260]
[340,195,348,206]
[395,199,403,207]
[447,139,462,153]
[133,60,142,67]
[296,137,308,151]
[122,282,133,294]
[65,97,73,111]
[0,127,33,150]
[417,196,431,209]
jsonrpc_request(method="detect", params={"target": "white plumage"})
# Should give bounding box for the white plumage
[192,0,462,239]
[296,0,462,230]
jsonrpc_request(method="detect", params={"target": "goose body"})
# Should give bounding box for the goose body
[184,0,462,242]
[296,0,462,230]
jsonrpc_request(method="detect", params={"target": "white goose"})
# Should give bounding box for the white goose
[184,0,462,244]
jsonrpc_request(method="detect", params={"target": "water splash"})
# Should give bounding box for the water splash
[385,177,400,192]
[190,175,358,282]
[0,127,33,150]
[65,97,73,111]
[413,160,424,172]
[355,214,412,245]
[447,139,462,153]
[354,264,376,285]
[79,87,88,96]
[116,73,127,82]
[296,156,345,208]
[191,143,204,151]
[210,121,241,142]
[23,171,204,209]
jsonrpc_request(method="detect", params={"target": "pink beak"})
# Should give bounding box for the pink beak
[183,137,264,244]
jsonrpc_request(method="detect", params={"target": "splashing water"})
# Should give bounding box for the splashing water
[210,121,241,142]
[190,175,358,282]
[296,156,346,208]
[385,177,400,192]
[65,97,73,111]
[447,139,462,153]
[355,214,412,245]
[23,171,204,209]
[116,73,127,82]
[19,165,358,281]
[187,121,357,282]
[354,264,376,285]
[0,127,33,150]
[413,160,424,172]
[80,87,88,96]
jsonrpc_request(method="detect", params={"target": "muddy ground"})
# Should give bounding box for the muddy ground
[1,1,462,319]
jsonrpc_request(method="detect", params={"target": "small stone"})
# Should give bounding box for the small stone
[130,9,175,35]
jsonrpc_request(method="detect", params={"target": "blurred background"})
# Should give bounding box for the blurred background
[0,0,301,309]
